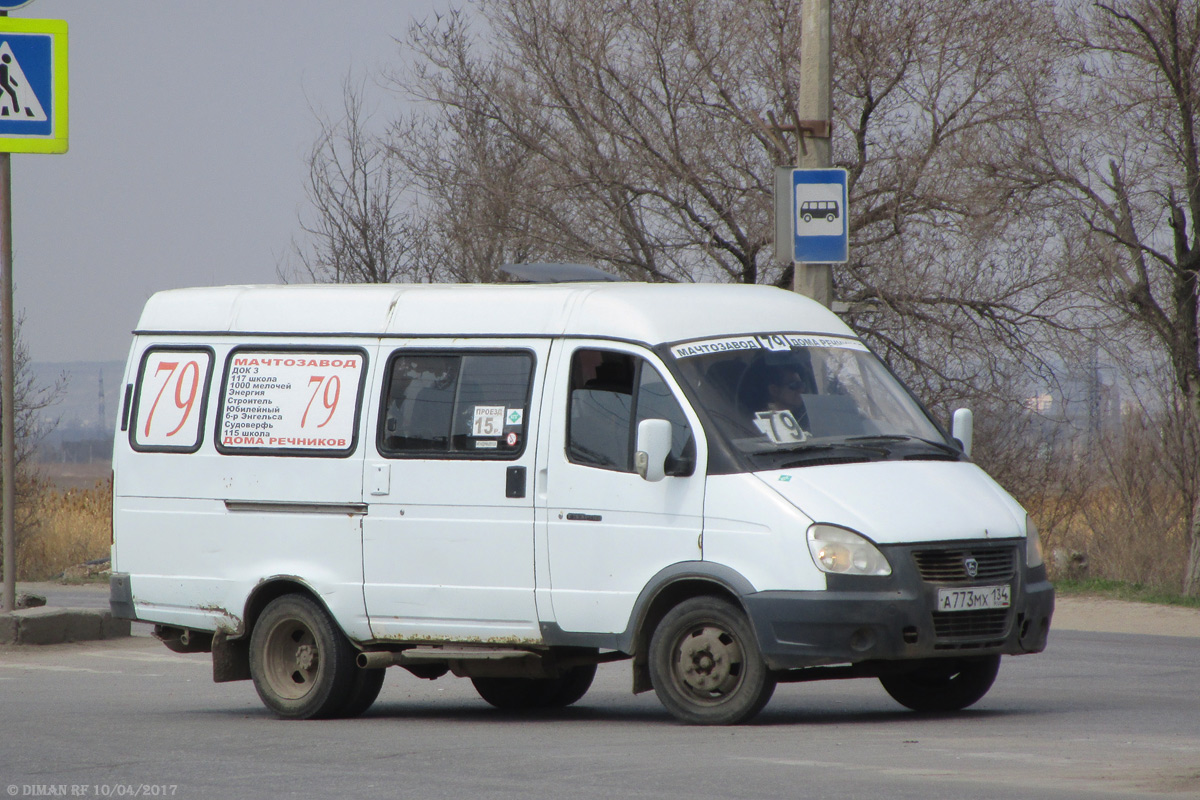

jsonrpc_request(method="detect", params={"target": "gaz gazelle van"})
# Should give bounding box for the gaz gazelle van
[110,278,1053,724]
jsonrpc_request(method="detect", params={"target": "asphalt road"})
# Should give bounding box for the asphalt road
[1,620,1197,800]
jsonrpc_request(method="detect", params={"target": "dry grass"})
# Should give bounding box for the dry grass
[1025,483,1190,591]
[16,478,112,581]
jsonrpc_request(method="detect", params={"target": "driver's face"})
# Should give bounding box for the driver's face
[769,371,805,404]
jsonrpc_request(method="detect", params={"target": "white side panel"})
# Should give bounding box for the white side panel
[116,497,369,638]
[702,475,822,593]
[112,336,375,641]
[362,497,541,641]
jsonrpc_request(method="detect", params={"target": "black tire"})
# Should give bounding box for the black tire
[471,676,554,710]
[648,596,775,725]
[249,594,357,720]
[879,654,1001,712]
[338,667,386,718]
[825,213,836,222]
[802,213,813,223]
[544,664,597,708]
[472,664,596,711]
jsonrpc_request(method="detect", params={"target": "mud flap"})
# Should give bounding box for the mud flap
[212,630,251,683]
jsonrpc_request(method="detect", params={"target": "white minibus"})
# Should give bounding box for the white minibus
[110,278,1053,724]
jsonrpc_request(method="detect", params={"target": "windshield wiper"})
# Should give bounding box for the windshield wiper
[775,441,889,468]
[845,434,962,458]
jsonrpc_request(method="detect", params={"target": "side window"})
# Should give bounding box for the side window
[567,351,635,470]
[567,349,695,476]
[130,348,214,453]
[379,351,533,459]
[635,366,696,475]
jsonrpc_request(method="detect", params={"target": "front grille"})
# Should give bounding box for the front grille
[932,609,1009,639]
[913,545,1016,584]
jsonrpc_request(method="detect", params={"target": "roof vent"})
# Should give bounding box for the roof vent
[499,262,626,283]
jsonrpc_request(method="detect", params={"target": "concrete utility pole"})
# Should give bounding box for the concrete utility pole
[794,0,833,307]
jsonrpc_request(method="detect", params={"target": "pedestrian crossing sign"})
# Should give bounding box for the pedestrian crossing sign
[0,18,67,154]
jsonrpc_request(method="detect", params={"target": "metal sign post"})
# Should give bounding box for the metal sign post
[0,10,67,612]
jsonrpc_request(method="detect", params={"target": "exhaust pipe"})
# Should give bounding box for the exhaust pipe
[357,651,407,669]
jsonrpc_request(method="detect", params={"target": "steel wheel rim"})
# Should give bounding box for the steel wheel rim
[670,623,745,705]
[262,617,321,700]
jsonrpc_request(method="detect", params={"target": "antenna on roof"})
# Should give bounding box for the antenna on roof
[499,262,626,283]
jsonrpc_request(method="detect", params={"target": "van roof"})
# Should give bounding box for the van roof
[135,282,855,346]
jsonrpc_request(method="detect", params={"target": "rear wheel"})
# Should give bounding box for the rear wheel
[249,594,357,720]
[879,654,1001,712]
[338,667,386,718]
[648,597,775,725]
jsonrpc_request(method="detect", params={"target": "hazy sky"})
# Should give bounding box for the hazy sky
[11,0,443,364]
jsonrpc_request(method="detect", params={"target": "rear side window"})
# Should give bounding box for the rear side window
[215,348,368,457]
[378,350,534,459]
[129,347,214,453]
[567,349,694,475]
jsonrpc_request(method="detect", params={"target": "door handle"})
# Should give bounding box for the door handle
[506,466,526,498]
[370,463,390,496]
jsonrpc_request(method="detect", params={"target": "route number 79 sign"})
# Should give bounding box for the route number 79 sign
[133,350,213,451]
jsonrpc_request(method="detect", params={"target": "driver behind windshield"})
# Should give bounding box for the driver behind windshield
[764,363,813,432]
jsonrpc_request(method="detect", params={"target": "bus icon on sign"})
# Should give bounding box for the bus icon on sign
[800,200,839,224]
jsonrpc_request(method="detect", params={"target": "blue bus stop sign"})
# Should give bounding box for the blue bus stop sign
[790,168,848,264]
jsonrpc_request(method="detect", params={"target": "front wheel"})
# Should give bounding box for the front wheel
[648,597,775,725]
[879,654,1000,712]
[249,594,357,720]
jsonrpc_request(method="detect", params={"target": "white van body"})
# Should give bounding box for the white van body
[111,280,1053,724]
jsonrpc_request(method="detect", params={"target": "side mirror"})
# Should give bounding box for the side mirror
[952,408,973,457]
[634,419,673,482]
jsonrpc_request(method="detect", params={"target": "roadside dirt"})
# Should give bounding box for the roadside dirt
[1053,596,1200,638]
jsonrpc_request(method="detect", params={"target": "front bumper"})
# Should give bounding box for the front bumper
[742,539,1054,671]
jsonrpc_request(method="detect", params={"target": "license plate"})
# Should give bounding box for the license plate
[937,584,1011,612]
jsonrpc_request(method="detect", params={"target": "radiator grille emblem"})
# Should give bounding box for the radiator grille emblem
[964,557,979,578]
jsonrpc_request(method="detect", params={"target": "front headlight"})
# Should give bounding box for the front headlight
[807,524,892,576]
[1026,515,1044,568]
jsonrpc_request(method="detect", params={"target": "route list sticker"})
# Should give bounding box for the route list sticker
[221,352,364,452]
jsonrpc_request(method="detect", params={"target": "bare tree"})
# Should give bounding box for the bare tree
[990,0,1200,594]
[395,0,799,283]
[830,0,1084,411]
[374,0,1075,415]
[287,80,433,284]
[296,1,1099,499]
[2,317,65,578]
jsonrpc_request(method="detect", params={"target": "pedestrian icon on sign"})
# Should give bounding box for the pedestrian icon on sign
[0,42,45,121]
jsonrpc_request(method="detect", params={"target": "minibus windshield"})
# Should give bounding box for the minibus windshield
[667,333,955,468]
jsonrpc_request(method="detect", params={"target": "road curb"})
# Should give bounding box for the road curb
[0,607,131,645]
